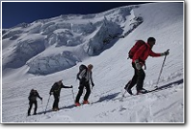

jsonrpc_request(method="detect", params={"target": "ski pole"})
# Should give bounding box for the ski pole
[89,81,93,93]
[44,95,51,114]
[71,88,75,100]
[122,89,128,97]
[26,105,30,118]
[155,50,169,88]
[90,85,94,93]
[41,100,44,115]
[122,80,131,97]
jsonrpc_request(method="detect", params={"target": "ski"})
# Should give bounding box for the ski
[132,89,156,96]
[123,79,183,97]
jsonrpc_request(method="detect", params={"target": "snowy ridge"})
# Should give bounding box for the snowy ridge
[2,5,140,75]
[2,2,184,123]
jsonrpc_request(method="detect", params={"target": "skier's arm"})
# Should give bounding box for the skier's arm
[61,84,73,89]
[28,93,31,100]
[149,50,161,57]
[37,92,42,100]
[90,72,95,86]
[50,83,56,95]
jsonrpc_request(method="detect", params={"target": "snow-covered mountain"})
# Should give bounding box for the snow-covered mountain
[2,2,184,123]
[2,4,141,75]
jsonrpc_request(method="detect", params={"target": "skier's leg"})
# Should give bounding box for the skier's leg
[33,101,37,115]
[53,94,59,110]
[84,82,91,102]
[75,84,84,103]
[136,69,146,92]
[124,63,138,95]
[55,96,60,110]
[28,101,33,116]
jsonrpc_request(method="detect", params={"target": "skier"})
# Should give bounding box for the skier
[125,37,169,95]
[28,89,42,116]
[49,80,73,111]
[75,64,95,106]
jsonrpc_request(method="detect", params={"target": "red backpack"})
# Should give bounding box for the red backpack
[128,40,146,59]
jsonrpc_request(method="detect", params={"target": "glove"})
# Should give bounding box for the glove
[50,92,53,95]
[161,49,169,56]
[135,60,142,70]
[92,82,95,87]
[165,50,169,56]
[70,85,73,88]
[40,97,43,101]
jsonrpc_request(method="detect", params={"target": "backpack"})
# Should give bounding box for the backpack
[28,90,37,101]
[77,64,87,80]
[128,40,146,59]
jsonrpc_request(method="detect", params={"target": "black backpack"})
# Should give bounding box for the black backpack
[77,64,87,80]
[28,90,37,101]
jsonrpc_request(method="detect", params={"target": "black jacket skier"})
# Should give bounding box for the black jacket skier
[28,89,42,116]
[50,80,73,111]
[75,64,95,106]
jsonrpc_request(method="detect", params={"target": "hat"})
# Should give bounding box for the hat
[58,80,63,83]
[87,64,93,69]
[147,37,156,42]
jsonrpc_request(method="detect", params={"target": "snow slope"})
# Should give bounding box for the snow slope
[2,2,184,123]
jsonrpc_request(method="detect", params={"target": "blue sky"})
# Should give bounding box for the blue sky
[2,2,149,28]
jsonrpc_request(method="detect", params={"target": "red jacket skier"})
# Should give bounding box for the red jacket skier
[125,37,169,95]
